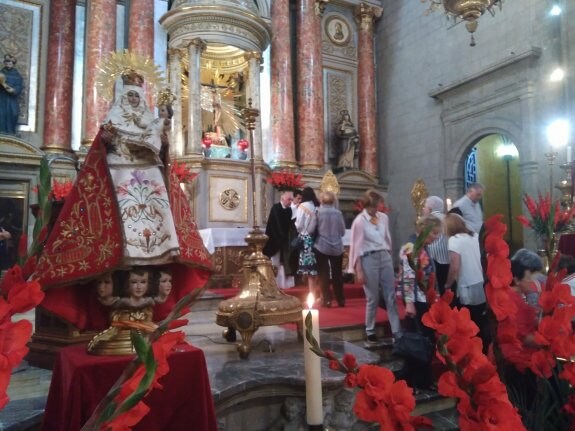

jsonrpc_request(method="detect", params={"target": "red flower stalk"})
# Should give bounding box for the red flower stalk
[171,161,197,184]
[50,178,73,201]
[0,264,45,410]
[266,170,305,191]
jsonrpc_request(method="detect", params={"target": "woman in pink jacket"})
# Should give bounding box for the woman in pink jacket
[348,190,401,344]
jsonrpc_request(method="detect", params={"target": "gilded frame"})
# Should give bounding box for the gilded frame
[0,0,42,133]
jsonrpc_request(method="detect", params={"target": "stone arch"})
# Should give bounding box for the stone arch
[445,117,523,181]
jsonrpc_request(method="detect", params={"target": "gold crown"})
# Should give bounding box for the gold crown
[156,88,176,107]
[121,68,144,86]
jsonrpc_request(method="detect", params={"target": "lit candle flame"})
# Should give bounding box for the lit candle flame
[307,293,315,309]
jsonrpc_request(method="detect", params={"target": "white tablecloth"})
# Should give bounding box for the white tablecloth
[199,228,352,254]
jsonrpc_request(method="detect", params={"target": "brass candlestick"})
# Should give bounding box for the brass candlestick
[215,100,302,359]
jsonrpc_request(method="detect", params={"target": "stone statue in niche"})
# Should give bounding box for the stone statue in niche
[335,110,359,172]
[268,397,306,431]
[0,54,24,135]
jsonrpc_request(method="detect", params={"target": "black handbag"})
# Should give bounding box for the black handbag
[392,331,434,363]
[290,235,304,251]
[393,273,434,363]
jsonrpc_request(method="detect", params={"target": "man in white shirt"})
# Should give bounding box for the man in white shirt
[453,183,485,234]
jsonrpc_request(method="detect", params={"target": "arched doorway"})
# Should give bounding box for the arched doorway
[464,134,523,252]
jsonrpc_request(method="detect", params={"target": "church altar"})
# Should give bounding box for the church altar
[41,344,217,431]
[198,228,352,284]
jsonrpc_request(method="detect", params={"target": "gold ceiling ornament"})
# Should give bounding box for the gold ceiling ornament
[411,178,429,218]
[319,170,340,196]
[96,50,167,101]
[421,0,503,46]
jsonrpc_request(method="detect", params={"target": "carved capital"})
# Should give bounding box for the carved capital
[354,3,383,32]
[314,0,329,17]
[187,37,207,53]
[243,51,262,63]
[168,47,187,61]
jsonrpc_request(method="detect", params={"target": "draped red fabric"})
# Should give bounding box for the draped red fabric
[35,130,213,330]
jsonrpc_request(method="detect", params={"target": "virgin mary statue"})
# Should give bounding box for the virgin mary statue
[34,69,212,330]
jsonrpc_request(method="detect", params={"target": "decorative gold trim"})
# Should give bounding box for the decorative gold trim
[319,170,340,196]
[208,176,248,222]
[219,188,241,210]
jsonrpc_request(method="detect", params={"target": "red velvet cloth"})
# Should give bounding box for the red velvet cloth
[559,233,575,258]
[41,344,218,431]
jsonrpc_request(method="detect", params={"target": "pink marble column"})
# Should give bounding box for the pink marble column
[270,0,296,168]
[296,0,326,170]
[355,3,382,176]
[82,0,116,146]
[128,0,154,58]
[42,0,75,153]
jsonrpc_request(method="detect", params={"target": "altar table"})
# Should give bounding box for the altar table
[41,344,217,431]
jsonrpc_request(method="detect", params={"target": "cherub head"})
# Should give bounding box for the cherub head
[96,272,114,298]
[158,269,173,297]
[126,268,149,299]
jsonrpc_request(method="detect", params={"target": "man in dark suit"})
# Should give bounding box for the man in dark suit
[263,190,294,288]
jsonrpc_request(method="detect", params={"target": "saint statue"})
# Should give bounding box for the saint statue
[34,56,212,332]
[0,54,24,135]
[335,110,359,171]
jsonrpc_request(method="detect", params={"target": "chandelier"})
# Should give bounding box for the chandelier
[422,0,503,46]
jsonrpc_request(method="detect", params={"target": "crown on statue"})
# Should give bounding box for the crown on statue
[121,68,145,87]
[156,87,176,107]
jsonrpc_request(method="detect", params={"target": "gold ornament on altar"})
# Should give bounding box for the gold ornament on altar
[216,100,302,359]
[156,87,176,107]
[411,178,429,218]
[421,0,503,46]
[319,170,340,196]
[96,50,167,101]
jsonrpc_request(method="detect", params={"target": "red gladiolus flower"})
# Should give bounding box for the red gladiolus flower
[329,360,340,371]
[324,350,336,360]
[6,278,44,314]
[356,365,395,402]
[342,353,357,370]
[0,370,9,410]
[560,363,575,387]
[105,401,150,431]
[516,215,531,227]
[422,301,458,336]
[0,320,32,370]
[344,372,358,388]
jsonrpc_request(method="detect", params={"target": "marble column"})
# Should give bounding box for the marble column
[168,47,186,156]
[245,52,263,160]
[128,0,154,58]
[355,3,382,177]
[42,0,76,153]
[82,0,116,147]
[296,0,327,170]
[187,38,206,155]
[270,0,296,168]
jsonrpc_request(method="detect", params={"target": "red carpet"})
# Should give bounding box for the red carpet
[209,284,405,330]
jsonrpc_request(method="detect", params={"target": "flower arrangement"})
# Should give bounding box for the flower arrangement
[305,215,573,430]
[485,215,575,430]
[517,193,573,258]
[0,263,45,410]
[266,170,305,191]
[170,161,197,184]
[32,178,74,202]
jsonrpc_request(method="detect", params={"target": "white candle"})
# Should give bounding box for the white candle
[568,145,572,162]
[446,198,452,211]
[303,293,323,426]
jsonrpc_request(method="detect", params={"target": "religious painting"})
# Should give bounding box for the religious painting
[325,16,351,46]
[0,0,42,133]
[0,186,29,270]
[208,176,248,223]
